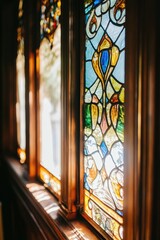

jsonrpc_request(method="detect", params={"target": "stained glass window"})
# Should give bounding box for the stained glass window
[16,0,26,163]
[83,0,125,239]
[39,0,61,195]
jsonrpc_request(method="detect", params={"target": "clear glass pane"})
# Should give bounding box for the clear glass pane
[39,0,61,180]
[16,0,26,163]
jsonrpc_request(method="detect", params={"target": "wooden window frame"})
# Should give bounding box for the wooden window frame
[59,0,80,218]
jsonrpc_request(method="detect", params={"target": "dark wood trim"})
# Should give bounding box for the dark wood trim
[60,0,80,218]
[124,0,140,239]
[138,0,156,239]
[3,156,107,240]
[79,0,85,212]
[124,0,158,239]
[1,0,18,156]
[35,0,41,179]
[151,6,160,239]
[25,0,37,178]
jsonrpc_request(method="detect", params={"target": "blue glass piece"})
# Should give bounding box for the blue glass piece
[93,0,103,7]
[85,61,97,88]
[84,173,90,190]
[85,13,90,23]
[107,22,123,43]
[101,11,110,30]
[100,50,109,74]
[116,28,125,51]
[84,148,88,156]
[100,141,108,157]
[116,209,123,216]
[86,39,95,61]
[48,182,51,187]
[85,5,92,15]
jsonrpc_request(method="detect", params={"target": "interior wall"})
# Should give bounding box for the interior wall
[0,2,17,239]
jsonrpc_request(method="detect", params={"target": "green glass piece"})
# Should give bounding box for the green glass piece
[116,105,124,142]
[84,104,92,128]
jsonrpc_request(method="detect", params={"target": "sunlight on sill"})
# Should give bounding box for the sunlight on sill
[46,206,60,214]
[26,183,50,201]
[6,157,102,240]
[73,228,90,240]
[26,183,45,192]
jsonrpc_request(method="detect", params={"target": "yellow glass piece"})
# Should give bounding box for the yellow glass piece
[106,103,112,126]
[85,0,92,6]
[98,103,103,124]
[57,0,61,8]
[84,194,92,218]
[84,190,123,224]
[50,178,61,195]
[109,220,121,240]
[110,76,122,92]
[18,0,23,18]
[98,34,112,51]
[115,0,125,12]
[87,158,98,185]
[111,45,119,66]
[84,127,92,136]
[17,147,26,164]
[93,125,103,145]
[40,166,50,184]
[40,166,61,197]
[111,105,119,128]
[104,126,118,151]
[91,104,98,130]
[92,52,103,82]
[110,173,123,205]
[119,87,125,103]
[106,81,114,99]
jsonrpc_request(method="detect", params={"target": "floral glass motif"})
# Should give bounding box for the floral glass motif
[16,0,26,163]
[84,0,125,239]
[39,0,61,189]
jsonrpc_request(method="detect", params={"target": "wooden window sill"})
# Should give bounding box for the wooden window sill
[3,156,107,240]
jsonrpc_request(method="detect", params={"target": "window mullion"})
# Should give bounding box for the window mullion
[60,0,79,219]
[25,0,37,178]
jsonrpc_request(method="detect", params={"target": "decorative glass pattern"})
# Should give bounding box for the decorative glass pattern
[16,0,26,163]
[83,0,125,239]
[39,0,61,188]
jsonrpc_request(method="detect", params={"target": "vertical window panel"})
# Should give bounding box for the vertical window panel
[83,0,125,239]
[16,0,26,164]
[39,0,61,196]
